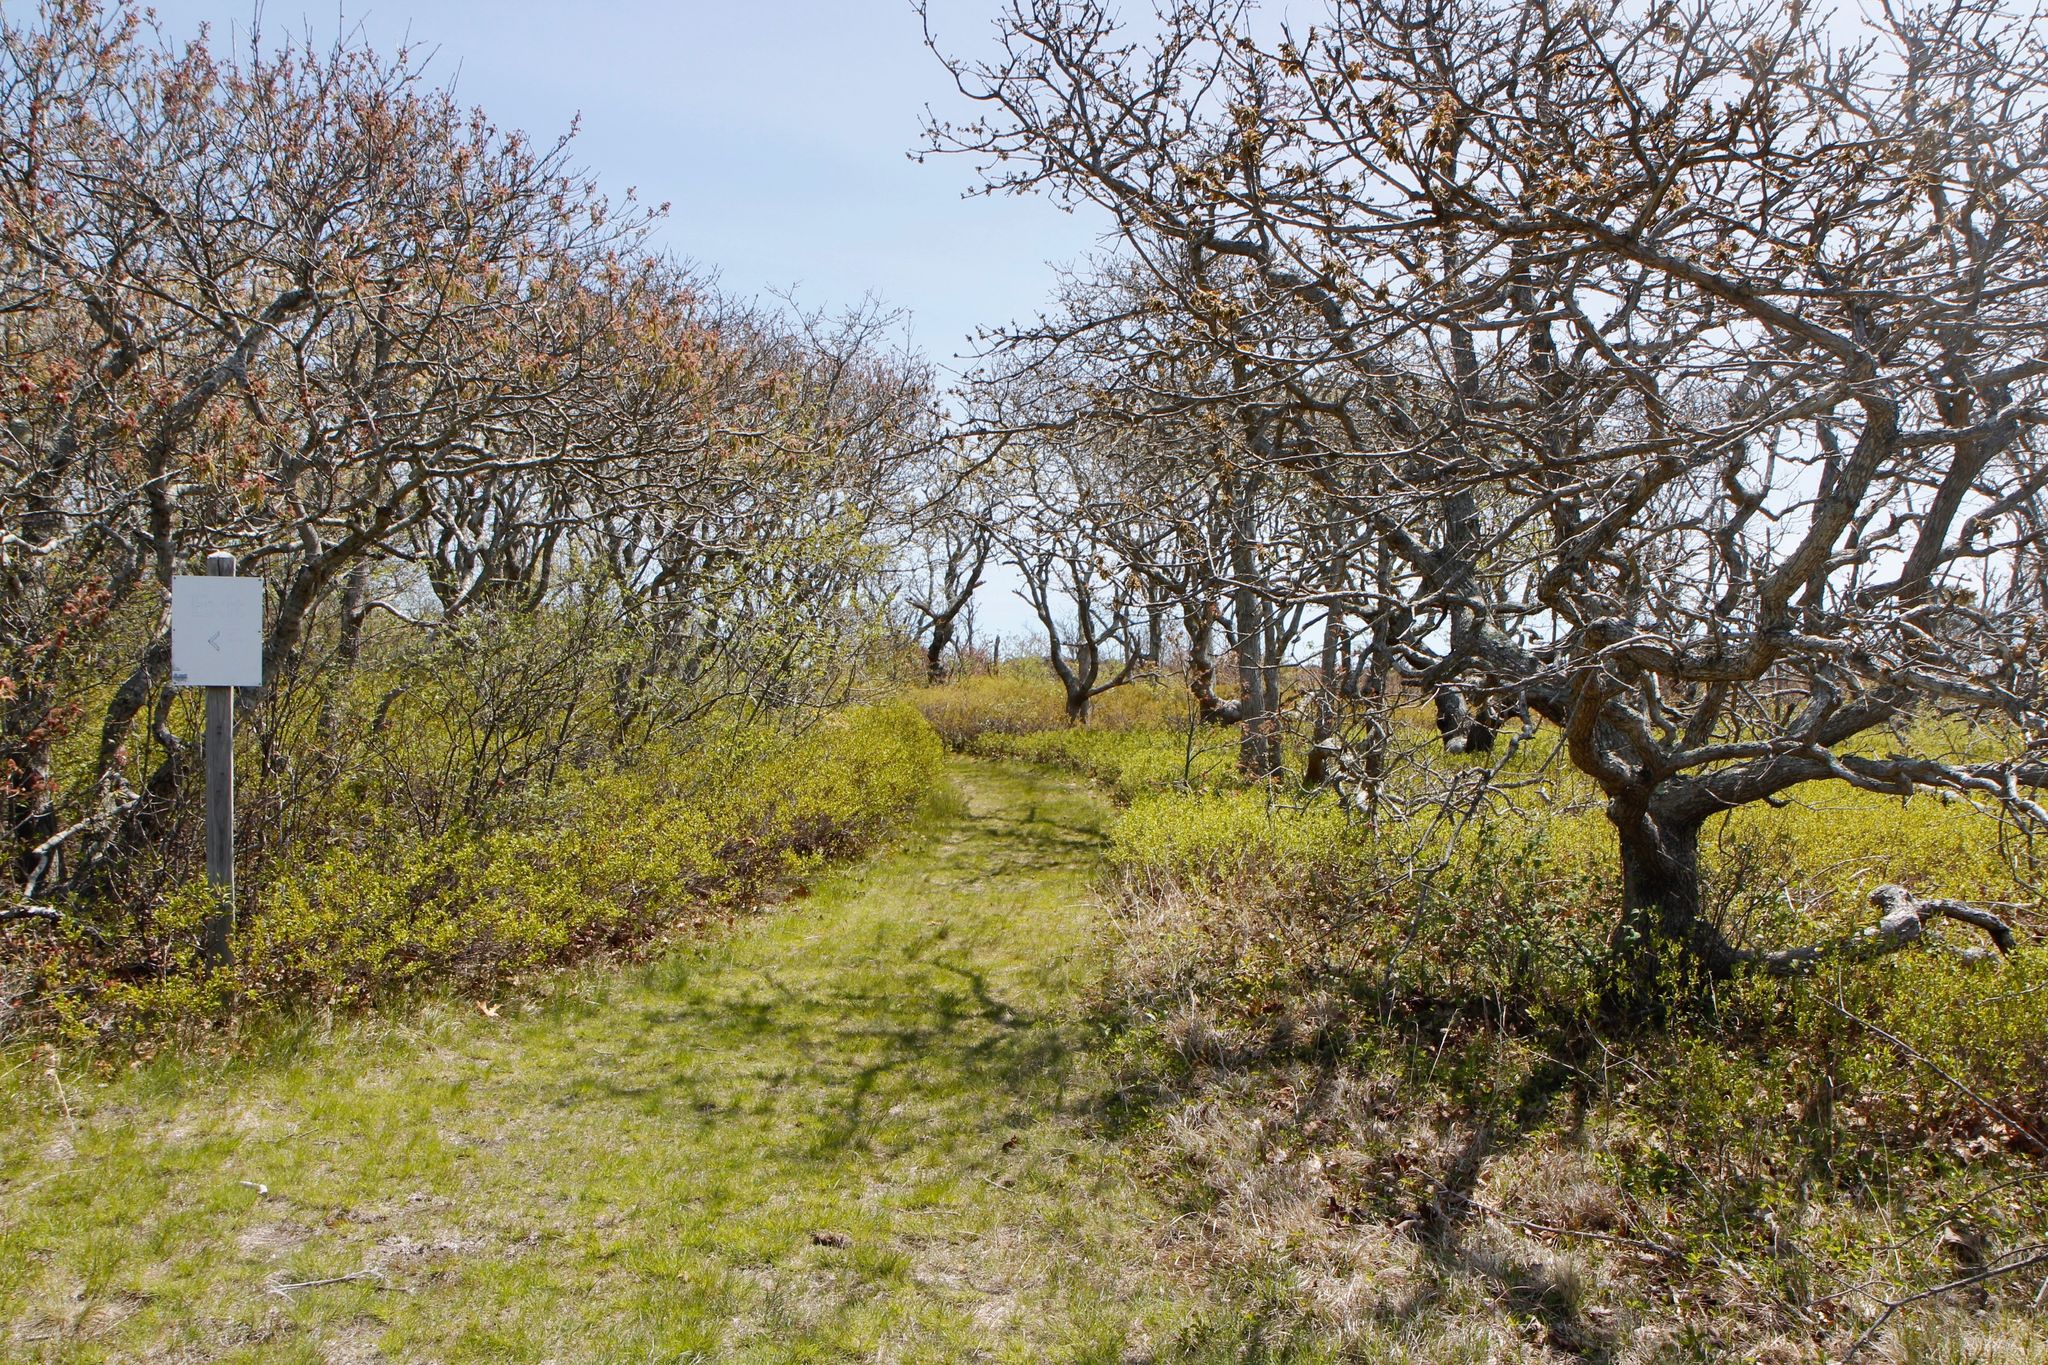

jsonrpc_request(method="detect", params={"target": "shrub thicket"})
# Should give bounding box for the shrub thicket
[918,667,2048,1356]
[4,595,942,1052]
[0,4,937,963]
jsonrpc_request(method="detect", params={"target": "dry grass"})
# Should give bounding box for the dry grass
[1097,872,2048,1363]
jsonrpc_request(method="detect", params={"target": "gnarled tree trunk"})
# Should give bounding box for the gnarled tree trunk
[1600,798,2016,1020]
[1434,688,1496,754]
[1605,802,1715,1018]
[924,617,955,685]
[1182,604,1239,724]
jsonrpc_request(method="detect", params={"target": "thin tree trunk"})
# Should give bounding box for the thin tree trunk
[925,617,954,684]
[1262,615,1286,781]
[1232,614,1271,774]
[1183,605,1239,724]
[337,561,371,669]
[1229,520,1276,777]
[1304,578,1346,787]
[3,753,56,886]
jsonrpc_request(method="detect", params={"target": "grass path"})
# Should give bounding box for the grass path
[1,759,1238,1363]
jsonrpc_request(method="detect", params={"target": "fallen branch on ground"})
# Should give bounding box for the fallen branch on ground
[267,1269,387,1296]
[1446,1190,1683,1260]
[0,905,108,946]
[1841,1245,2048,1361]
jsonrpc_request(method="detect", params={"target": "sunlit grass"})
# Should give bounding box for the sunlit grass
[0,759,1321,1363]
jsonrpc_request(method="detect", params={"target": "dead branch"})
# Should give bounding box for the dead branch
[1753,885,2017,976]
[266,1269,387,1296]
[0,904,108,946]
[1820,996,2045,1152]
[1842,1245,2048,1362]
[1447,1190,1684,1261]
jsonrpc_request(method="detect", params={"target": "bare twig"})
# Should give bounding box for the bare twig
[266,1269,386,1296]
[1820,996,2046,1152]
[1842,1246,2048,1361]
[1449,1190,1684,1260]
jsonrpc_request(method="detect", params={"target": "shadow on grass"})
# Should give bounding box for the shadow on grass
[1399,1050,1617,1362]
[540,763,1117,1169]
[1082,967,1623,1360]
[571,946,1080,1161]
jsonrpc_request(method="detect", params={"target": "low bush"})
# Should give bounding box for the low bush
[912,667,1072,743]
[975,724,1239,798]
[911,663,1195,749]
[925,665,2048,1355]
[1095,776,2048,1356]
[914,665,1249,798]
[6,703,942,1052]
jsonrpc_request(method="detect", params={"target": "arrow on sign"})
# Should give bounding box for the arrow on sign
[208,631,222,652]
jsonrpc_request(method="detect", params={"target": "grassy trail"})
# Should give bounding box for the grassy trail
[2,759,1229,1363]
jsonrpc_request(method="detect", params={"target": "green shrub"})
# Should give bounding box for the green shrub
[911,668,1071,744]
[911,664,1196,749]
[1801,947,2048,1144]
[8,704,942,1052]
[1107,786,1614,1034]
[910,674,2048,1353]
[1088,721,2048,1150]
[977,725,1238,798]
[844,660,2048,1165]
[1111,788,1357,889]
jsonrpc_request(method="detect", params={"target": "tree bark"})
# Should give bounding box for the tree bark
[1606,803,1711,1018]
[1230,514,1279,777]
[337,561,371,669]
[1182,604,1240,724]
[924,616,954,684]
[3,759,56,888]
[1305,581,1346,787]
[1053,629,1098,725]
[1602,795,2017,1020]
[1435,689,1496,754]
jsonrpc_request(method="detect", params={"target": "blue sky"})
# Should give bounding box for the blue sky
[139,0,1108,374]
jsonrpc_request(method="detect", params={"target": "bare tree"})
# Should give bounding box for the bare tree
[901,495,995,683]
[0,4,939,914]
[927,0,2048,1008]
[995,434,1149,724]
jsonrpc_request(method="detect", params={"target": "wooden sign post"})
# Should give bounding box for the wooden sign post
[170,553,264,967]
